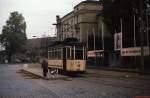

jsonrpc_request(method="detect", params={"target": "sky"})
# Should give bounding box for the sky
[0,0,84,39]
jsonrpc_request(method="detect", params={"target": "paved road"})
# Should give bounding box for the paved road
[0,64,150,98]
[0,64,58,98]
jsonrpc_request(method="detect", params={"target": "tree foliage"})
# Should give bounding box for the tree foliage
[0,11,27,62]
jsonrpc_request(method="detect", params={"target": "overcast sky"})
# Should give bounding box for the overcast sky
[0,0,84,39]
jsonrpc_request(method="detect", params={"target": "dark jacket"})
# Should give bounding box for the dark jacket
[42,59,48,73]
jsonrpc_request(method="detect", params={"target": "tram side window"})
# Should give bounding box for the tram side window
[57,50,61,59]
[71,47,74,59]
[58,50,60,59]
[52,50,54,59]
[48,52,50,59]
[55,49,61,59]
[54,51,56,59]
[48,51,52,59]
[48,50,61,59]
[50,51,52,59]
[75,46,83,59]
[51,51,53,59]
[54,50,57,59]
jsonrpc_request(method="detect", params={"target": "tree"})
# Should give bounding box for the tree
[0,11,27,62]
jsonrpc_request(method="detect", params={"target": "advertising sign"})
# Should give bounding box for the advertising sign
[114,32,122,50]
[87,51,96,57]
[121,47,150,56]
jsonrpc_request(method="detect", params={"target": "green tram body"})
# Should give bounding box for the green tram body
[48,41,86,73]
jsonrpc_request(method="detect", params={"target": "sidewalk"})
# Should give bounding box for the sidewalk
[22,63,70,80]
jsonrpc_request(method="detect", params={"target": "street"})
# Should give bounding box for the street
[0,64,150,98]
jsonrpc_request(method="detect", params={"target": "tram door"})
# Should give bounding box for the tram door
[67,45,86,72]
[63,46,73,71]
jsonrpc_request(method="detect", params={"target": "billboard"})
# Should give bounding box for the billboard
[121,47,150,56]
[87,50,104,57]
[114,32,122,50]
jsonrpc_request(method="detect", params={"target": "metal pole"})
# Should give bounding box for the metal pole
[93,28,96,66]
[87,29,89,51]
[134,14,136,47]
[120,18,123,49]
[83,46,85,59]
[114,29,117,50]
[93,28,96,50]
[101,21,105,66]
[74,46,75,59]
[120,18,123,67]
[133,14,137,67]
[102,22,104,50]
[121,18,123,33]
[139,0,144,70]
[146,9,149,55]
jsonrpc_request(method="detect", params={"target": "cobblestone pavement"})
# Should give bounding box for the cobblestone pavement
[0,64,150,98]
[0,64,58,98]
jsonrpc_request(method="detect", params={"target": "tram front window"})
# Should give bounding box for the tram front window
[75,46,83,59]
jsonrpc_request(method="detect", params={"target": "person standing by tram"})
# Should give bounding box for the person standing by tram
[41,58,48,78]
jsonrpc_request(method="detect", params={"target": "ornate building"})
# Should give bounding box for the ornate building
[55,0,112,46]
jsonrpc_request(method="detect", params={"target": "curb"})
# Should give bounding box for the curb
[21,69,71,80]
[21,69,44,79]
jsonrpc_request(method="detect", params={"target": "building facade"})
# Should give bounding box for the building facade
[112,0,150,69]
[55,0,150,69]
[55,0,113,67]
[55,0,112,45]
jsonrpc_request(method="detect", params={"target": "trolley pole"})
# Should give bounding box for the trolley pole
[139,0,145,70]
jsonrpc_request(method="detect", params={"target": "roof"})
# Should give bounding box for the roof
[60,1,103,22]
[60,11,74,21]
[74,0,103,9]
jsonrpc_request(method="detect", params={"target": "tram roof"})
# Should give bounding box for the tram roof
[49,41,85,48]
[48,38,85,48]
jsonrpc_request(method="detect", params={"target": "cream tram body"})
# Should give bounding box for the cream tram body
[48,43,86,73]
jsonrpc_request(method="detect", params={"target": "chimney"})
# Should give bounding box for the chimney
[56,15,60,22]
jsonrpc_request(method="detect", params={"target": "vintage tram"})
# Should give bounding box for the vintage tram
[48,38,86,73]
